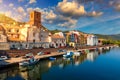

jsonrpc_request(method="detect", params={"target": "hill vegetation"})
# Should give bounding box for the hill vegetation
[0,14,25,25]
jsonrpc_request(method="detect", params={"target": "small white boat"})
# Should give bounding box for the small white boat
[74,52,81,56]
[19,57,39,66]
[63,51,74,58]
[0,56,9,60]
[37,52,44,56]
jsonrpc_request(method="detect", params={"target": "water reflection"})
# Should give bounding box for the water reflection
[0,48,111,80]
[87,51,98,61]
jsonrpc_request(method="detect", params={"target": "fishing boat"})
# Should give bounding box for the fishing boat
[19,57,39,67]
[49,57,56,61]
[0,56,9,61]
[74,52,81,56]
[63,51,74,58]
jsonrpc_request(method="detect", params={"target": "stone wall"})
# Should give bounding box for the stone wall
[0,42,10,50]
[9,42,50,50]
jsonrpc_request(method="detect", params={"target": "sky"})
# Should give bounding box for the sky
[0,0,120,34]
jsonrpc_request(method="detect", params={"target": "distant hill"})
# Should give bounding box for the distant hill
[50,29,63,34]
[0,14,25,25]
[95,34,120,40]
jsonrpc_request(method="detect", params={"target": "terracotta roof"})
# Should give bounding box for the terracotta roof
[51,35,64,39]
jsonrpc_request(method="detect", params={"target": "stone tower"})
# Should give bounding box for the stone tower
[29,11,41,28]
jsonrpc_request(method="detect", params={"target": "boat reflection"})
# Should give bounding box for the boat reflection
[0,48,111,80]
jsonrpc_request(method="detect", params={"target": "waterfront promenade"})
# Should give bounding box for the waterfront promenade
[0,45,116,67]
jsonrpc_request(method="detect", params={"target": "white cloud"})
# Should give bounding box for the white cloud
[58,19,77,28]
[27,7,33,13]
[87,11,103,17]
[0,0,2,3]
[5,11,12,17]
[29,0,36,4]
[18,0,24,2]
[17,7,25,13]
[9,3,14,7]
[57,0,86,17]
[45,10,57,20]
[115,3,120,11]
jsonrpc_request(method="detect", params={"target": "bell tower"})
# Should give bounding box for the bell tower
[29,11,41,28]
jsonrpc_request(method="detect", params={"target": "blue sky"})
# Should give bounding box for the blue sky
[0,0,120,34]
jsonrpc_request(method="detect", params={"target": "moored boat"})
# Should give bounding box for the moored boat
[63,51,74,58]
[19,57,39,67]
[49,57,56,61]
[74,52,81,56]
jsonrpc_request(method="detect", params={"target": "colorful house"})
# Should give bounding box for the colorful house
[87,34,98,46]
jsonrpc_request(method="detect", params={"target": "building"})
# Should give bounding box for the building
[87,34,98,46]
[0,25,10,50]
[65,31,81,47]
[1,11,51,49]
[0,25,7,42]
[29,11,41,28]
[50,32,66,48]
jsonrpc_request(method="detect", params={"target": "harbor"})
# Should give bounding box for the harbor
[0,47,120,80]
[0,0,120,80]
[0,45,116,68]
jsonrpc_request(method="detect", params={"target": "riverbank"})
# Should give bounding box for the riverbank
[0,45,117,68]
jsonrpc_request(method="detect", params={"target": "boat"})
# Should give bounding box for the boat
[19,57,39,67]
[49,57,56,60]
[0,56,9,61]
[63,51,74,58]
[74,52,81,56]
[37,52,44,56]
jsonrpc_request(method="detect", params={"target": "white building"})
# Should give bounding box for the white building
[0,25,7,42]
[50,32,66,48]
[87,34,98,46]
[0,25,10,50]
[40,29,51,43]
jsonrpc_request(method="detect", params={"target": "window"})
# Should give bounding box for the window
[33,39,35,43]
[16,30,19,33]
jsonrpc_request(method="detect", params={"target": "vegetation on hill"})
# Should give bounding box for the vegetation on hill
[50,29,63,34]
[96,34,120,46]
[0,14,25,25]
[95,34,120,40]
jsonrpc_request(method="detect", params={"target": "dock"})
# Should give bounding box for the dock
[4,52,65,64]
[0,45,117,68]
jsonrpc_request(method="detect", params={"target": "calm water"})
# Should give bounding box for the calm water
[0,47,120,80]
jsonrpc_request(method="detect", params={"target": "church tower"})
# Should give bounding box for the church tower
[29,11,41,28]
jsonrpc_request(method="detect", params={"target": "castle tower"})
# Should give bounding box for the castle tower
[29,11,41,28]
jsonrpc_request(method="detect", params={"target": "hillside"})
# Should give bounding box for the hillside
[95,34,120,40]
[0,14,25,25]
